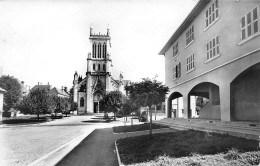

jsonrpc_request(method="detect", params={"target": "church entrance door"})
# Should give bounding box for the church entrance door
[94,102,98,113]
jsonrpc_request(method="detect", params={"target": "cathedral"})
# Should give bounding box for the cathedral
[73,27,130,114]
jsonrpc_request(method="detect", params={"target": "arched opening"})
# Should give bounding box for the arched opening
[188,82,220,120]
[93,91,103,113]
[230,63,260,121]
[92,43,96,58]
[98,43,102,58]
[80,97,84,107]
[103,64,106,71]
[167,92,183,118]
[103,43,106,58]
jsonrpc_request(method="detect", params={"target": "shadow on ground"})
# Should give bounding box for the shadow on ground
[91,117,112,120]
[82,120,114,123]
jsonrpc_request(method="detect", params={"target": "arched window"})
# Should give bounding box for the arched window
[98,43,102,58]
[103,64,106,71]
[80,97,84,107]
[93,43,96,58]
[103,43,106,58]
[93,64,95,71]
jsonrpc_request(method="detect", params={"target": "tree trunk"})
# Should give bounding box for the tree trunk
[155,105,157,120]
[114,112,116,121]
[37,113,40,121]
[149,106,153,137]
[131,113,133,126]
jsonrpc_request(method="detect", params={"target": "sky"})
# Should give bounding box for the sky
[0,0,198,90]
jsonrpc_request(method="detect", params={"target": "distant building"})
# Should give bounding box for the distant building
[159,0,260,121]
[49,87,69,98]
[31,82,52,92]
[20,81,29,96]
[31,82,69,98]
[0,87,6,121]
[73,27,130,114]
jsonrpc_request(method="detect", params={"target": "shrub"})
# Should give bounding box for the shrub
[224,149,241,160]
[2,111,11,117]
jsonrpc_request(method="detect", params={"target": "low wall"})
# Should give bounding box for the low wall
[199,104,220,120]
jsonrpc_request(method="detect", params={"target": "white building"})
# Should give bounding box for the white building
[160,0,260,121]
[73,28,130,114]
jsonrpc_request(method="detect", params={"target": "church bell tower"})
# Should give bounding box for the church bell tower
[85,27,112,113]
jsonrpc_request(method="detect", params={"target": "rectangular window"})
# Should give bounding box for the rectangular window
[186,25,194,46]
[173,42,178,58]
[206,36,220,61]
[205,0,219,28]
[173,68,176,79]
[186,54,195,72]
[241,7,259,40]
[173,63,181,79]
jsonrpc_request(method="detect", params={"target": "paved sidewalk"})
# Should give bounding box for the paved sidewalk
[56,127,175,166]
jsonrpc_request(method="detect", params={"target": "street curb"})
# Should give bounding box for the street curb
[27,128,95,166]
[113,127,171,134]
[115,140,124,166]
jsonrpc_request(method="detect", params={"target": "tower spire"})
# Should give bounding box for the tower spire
[107,24,110,36]
[90,23,93,36]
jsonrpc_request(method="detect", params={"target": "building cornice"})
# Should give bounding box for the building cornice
[159,0,210,55]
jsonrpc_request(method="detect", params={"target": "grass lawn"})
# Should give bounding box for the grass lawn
[2,115,51,124]
[117,130,260,165]
[113,123,169,133]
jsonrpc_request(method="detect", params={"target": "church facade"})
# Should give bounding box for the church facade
[73,28,129,114]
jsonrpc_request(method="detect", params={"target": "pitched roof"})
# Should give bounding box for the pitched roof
[31,84,51,92]
[49,87,69,97]
[159,0,210,55]
[56,88,70,97]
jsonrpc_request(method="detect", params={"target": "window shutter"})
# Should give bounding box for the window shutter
[175,65,178,78]
[178,63,181,77]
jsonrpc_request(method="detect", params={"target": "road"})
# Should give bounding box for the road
[0,114,121,166]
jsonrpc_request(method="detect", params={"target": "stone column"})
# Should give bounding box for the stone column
[176,98,179,118]
[220,84,231,121]
[183,94,190,119]
[165,98,171,118]
[86,74,93,113]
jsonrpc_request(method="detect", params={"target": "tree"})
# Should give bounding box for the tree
[120,99,139,125]
[59,97,69,117]
[125,78,169,136]
[69,87,78,112]
[17,88,54,121]
[99,91,124,121]
[0,75,22,112]
[51,95,63,118]
[121,101,132,121]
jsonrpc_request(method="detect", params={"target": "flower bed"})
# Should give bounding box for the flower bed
[117,130,259,165]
